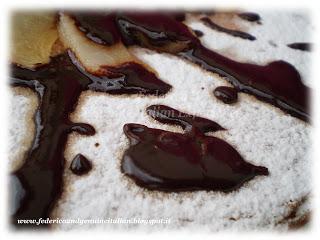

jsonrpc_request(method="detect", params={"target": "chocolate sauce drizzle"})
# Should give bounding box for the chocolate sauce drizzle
[238,12,261,23]
[10,10,311,227]
[70,154,92,175]
[200,17,256,41]
[193,29,204,37]
[10,51,171,227]
[287,43,312,52]
[179,46,310,121]
[122,105,268,192]
[73,13,120,46]
[146,104,225,132]
[71,56,171,95]
[214,86,238,104]
[74,12,310,121]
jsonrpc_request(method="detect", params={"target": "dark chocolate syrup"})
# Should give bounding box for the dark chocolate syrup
[11,10,311,226]
[10,51,171,227]
[214,86,238,104]
[193,29,204,37]
[116,12,195,52]
[146,104,225,132]
[170,12,186,22]
[238,12,261,23]
[122,105,268,192]
[180,46,310,121]
[200,17,256,41]
[108,12,310,121]
[70,154,92,175]
[10,54,95,228]
[287,43,312,52]
[72,57,171,95]
[73,13,120,46]
[74,12,310,121]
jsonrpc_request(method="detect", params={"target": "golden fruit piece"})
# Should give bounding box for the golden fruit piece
[58,14,142,73]
[11,12,58,69]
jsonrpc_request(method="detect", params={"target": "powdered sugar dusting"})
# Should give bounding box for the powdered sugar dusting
[9,88,37,172]
[186,11,314,85]
[53,47,311,230]
[10,10,312,231]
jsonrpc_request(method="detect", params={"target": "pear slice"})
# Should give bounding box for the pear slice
[11,12,58,69]
[58,14,141,73]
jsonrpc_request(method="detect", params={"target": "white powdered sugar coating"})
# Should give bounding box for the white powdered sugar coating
[10,10,312,231]
[187,11,314,85]
[9,89,37,172]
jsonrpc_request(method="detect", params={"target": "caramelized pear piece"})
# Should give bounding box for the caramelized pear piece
[11,12,58,68]
[59,14,142,73]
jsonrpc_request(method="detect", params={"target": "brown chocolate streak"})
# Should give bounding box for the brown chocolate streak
[122,105,268,192]
[74,12,310,121]
[10,51,171,228]
[200,17,256,41]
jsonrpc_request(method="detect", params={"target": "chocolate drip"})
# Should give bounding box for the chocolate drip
[146,104,224,132]
[70,54,171,95]
[10,10,311,227]
[287,43,312,52]
[170,12,186,22]
[238,12,261,23]
[200,17,256,41]
[193,29,204,37]
[74,12,310,121]
[70,154,92,175]
[214,86,238,104]
[122,105,268,192]
[10,51,171,228]
[73,12,120,46]
[116,12,195,52]
[118,13,310,121]
[179,46,310,121]
[70,123,96,135]
[10,54,95,227]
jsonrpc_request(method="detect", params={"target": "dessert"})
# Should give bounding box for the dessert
[9,10,312,230]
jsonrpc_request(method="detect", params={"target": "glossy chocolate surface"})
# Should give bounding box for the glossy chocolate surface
[238,12,261,23]
[200,16,256,41]
[10,51,170,227]
[214,86,238,104]
[74,12,310,121]
[70,154,92,175]
[10,10,311,227]
[287,42,312,52]
[193,29,204,37]
[122,105,268,192]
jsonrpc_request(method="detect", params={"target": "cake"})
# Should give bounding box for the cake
[9,9,312,231]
